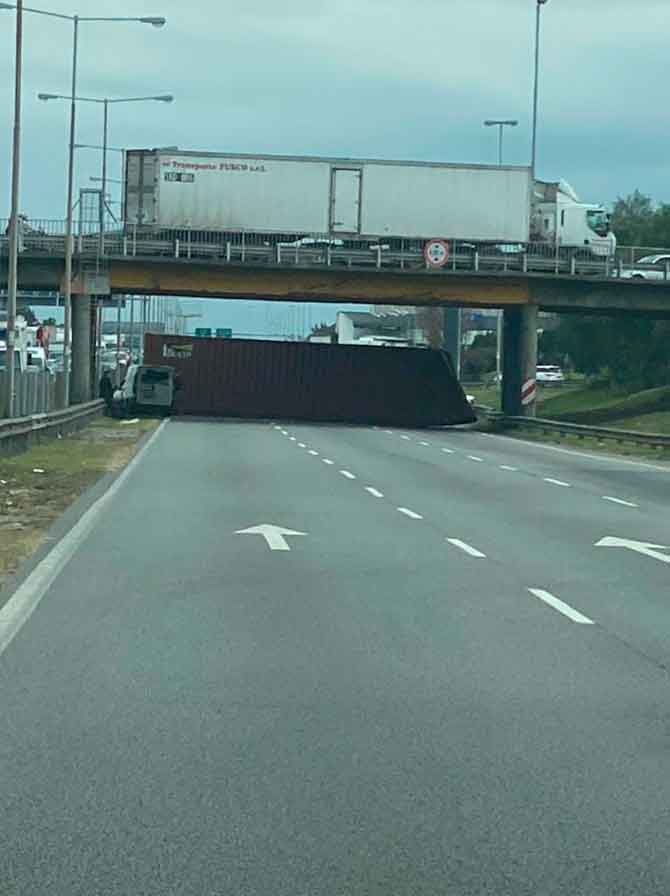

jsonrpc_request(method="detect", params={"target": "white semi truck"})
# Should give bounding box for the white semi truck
[124,149,614,256]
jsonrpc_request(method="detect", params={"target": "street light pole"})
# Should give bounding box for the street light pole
[484,119,518,166]
[100,97,108,246]
[531,0,549,178]
[4,0,23,418]
[62,13,78,407]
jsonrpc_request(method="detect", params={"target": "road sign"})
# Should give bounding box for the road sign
[235,524,307,551]
[423,239,450,268]
[216,328,232,339]
[195,327,212,337]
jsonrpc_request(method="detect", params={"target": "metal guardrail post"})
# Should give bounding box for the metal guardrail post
[474,250,479,272]
[175,238,180,259]
[522,253,528,273]
[226,241,231,262]
[570,256,576,276]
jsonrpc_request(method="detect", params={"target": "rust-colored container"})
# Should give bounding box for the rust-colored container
[143,334,476,427]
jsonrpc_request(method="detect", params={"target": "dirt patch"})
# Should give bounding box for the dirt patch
[0,417,159,587]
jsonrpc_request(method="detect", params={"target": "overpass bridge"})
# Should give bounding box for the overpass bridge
[2,222,670,416]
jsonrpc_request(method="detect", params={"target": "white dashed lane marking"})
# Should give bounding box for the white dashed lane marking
[419,441,431,447]
[340,470,356,480]
[322,459,335,465]
[442,448,455,455]
[401,435,411,441]
[467,456,484,463]
[365,487,384,498]
[308,450,319,456]
[500,465,518,472]
[602,496,638,508]
[528,589,594,625]
[544,478,571,488]
[397,508,423,520]
[298,443,307,449]
[447,539,487,559]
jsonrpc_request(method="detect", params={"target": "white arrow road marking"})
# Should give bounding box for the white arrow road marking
[528,589,594,625]
[235,525,307,552]
[596,537,670,565]
[447,539,486,559]
[602,496,638,508]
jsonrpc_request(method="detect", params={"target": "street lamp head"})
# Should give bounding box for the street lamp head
[140,16,166,27]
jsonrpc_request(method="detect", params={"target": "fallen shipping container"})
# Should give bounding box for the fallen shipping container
[143,334,477,427]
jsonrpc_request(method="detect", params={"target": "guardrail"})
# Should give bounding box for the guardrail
[477,406,670,450]
[0,400,104,456]
[2,219,666,282]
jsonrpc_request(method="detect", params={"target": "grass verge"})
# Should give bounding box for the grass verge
[0,416,159,588]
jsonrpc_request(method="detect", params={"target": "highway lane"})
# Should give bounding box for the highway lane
[2,418,670,895]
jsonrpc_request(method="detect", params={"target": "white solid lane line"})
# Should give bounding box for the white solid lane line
[544,478,571,488]
[298,443,307,449]
[322,459,335,465]
[340,470,356,480]
[308,450,319,456]
[0,420,169,656]
[500,465,518,472]
[397,508,423,520]
[365,487,384,498]
[442,448,455,455]
[468,456,484,463]
[602,496,639,508]
[528,588,594,625]
[447,538,487,559]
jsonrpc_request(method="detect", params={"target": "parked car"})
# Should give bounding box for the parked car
[618,254,670,281]
[536,365,565,386]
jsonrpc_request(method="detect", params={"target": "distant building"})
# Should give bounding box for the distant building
[336,310,427,347]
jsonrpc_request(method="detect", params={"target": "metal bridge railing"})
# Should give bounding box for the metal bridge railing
[1,218,670,282]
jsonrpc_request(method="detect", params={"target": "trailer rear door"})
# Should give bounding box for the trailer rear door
[330,168,361,234]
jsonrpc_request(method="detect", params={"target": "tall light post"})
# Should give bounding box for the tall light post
[3,0,23,418]
[39,94,173,240]
[531,0,549,177]
[1,4,167,408]
[484,119,518,166]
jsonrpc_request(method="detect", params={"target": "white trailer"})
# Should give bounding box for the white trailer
[124,149,533,244]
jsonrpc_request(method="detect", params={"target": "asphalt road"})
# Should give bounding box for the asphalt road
[2,419,670,895]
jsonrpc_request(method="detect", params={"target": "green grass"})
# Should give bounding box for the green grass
[609,411,670,435]
[540,384,670,421]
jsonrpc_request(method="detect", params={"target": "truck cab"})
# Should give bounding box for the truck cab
[533,180,616,257]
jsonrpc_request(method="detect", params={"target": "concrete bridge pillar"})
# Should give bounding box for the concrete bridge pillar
[502,305,538,417]
[443,307,462,378]
[71,294,92,404]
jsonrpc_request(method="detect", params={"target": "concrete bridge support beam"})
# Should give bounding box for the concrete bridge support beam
[502,305,538,417]
[71,293,92,404]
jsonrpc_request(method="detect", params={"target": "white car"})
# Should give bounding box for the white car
[536,365,565,386]
[619,254,670,281]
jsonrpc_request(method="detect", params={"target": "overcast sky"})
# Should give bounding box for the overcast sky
[2,0,668,331]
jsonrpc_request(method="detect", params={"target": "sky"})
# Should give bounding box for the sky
[2,0,669,332]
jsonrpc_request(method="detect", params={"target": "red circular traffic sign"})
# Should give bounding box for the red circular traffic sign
[424,239,450,268]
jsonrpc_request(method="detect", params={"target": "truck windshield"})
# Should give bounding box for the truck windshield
[587,209,610,237]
